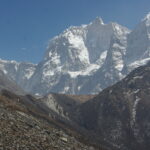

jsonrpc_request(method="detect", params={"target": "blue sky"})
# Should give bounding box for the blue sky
[0,0,150,63]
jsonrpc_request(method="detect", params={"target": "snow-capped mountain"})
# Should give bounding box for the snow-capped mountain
[0,59,36,91]
[1,13,150,95]
[25,17,130,95]
[124,12,150,72]
[0,69,25,95]
[78,23,129,94]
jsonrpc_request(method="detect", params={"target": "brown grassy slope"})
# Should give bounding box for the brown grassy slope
[0,90,108,150]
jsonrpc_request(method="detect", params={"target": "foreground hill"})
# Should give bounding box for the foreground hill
[0,89,107,150]
[77,61,150,150]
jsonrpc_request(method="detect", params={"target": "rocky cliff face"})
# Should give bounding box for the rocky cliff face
[77,62,150,150]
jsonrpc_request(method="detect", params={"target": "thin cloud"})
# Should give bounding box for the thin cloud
[21,48,27,51]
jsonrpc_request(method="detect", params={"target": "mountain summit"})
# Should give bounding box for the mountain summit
[142,12,150,26]
[91,17,104,25]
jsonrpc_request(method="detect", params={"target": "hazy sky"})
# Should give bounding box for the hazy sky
[0,0,150,63]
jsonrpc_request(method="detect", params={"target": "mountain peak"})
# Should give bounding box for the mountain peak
[143,12,150,21]
[91,17,104,25]
[142,12,150,26]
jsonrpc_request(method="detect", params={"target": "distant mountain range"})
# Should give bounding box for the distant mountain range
[1,13,150,95]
